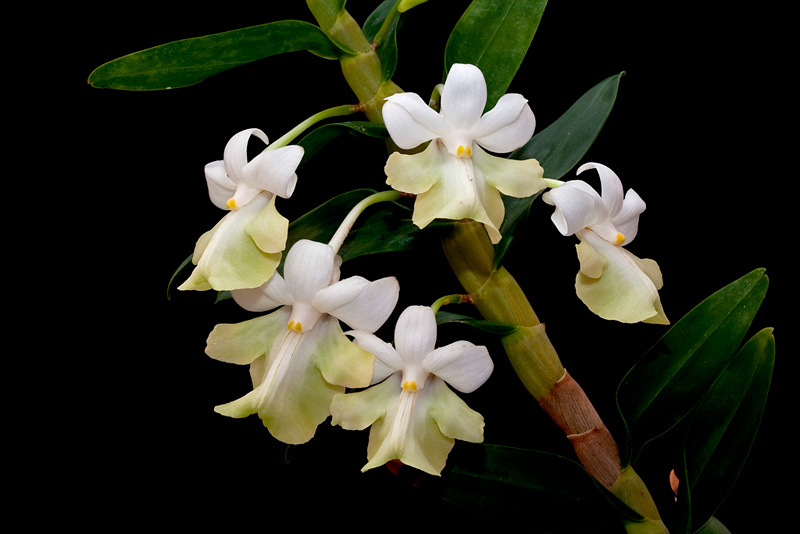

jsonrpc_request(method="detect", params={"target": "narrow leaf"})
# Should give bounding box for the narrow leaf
[678,328,775,533]
[88,21,348,91]
[296,121,388,167]
[616,268,769,465]
[435,310,518,336]
[363,0,402,81]
[444,0,547,109]
[285,188,422,263]
[442,443,636,533]
[494,73,623,266]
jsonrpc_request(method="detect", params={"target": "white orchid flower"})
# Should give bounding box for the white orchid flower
[542,162,668,324]
[330,305,493,476]
[205,239,400,444]
[179,128,303,292]
[382,63,546,244]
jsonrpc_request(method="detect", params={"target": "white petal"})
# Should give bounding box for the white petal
[440,64,487,131]
[393,306,438,366]
[346,330,405,384]
[542,180,607,236]
[383,92,449,149]
[261,272,295,307]
[473,93,536,153]
[247,145,303,199]
[315,276,400,333]
[422,340,493,393]
[283,240,336,303]
[231,284,284,313]
[204,160,236,210]
[223,128,269,184]
[614,188,646,245]
[578,162,624,218]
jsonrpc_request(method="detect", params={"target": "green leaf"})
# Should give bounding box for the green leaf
[88,20,349,91]
[616,268,769,466]
[444,0,547,110]
[435,310,518,336]
[285,188,422,263]
[678,328,775,533]
[296,121,388,167]
[363,0,402,81]
[442,443,636,532]
[693,517,732,534]
[494,73,623,267]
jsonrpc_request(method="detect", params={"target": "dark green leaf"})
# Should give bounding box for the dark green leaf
[442,443,636,532]
[363,0,402,81]
[285,188,422,263]
[693,517,732,534]
[510,72,624,177]
[494,73,623,266]
[616,269,769,466]
[166,254,194,300]
[296,121,388,167]
[678,328,775,533]
[444,0,547,110]
[88,21,349,91]
[435,310,518,336]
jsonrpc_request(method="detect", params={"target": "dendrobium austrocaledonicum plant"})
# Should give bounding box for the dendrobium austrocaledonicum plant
[204,238,400,444]
[179,128,303,292]
[331,305,493,476]
[382,63,547,244]
[543,162,668,324]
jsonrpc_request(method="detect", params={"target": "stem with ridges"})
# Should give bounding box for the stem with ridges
[307,2,668,530]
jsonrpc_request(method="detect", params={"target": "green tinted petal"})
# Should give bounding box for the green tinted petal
[428,377,485,443]
[245,194,289,254]
[312,317,374,388]
[575,232,668,324]
[205,307,290,365]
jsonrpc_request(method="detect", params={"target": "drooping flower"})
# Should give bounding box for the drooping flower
[382,63,546,244]
[205,238,400,444]
[330,305,493,476]
[542,162,668,324]
[179,128,303,292]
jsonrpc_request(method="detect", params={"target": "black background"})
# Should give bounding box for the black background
[40,1,793,531]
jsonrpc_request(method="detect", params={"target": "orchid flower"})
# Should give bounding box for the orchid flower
[179,128,303,292]
[330,305,493,476]
[382,63,546,244]
[542,162,668,324]
[205,238,400,444]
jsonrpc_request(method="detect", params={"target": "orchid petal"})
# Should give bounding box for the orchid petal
[260,272,295,307]
[178,194,282,291]
[578,162,624,218]
[248,145,303,199]
[283,240,336,303]
[312,316,374,389]
[614,189,646,244]
[472,145,546,199]
[330,374,396,431]
[346,330,405,384]
[422,340,493,393]
[428,377,485,443]
[230,284,284,313]
[440,63,487,131]
[543,180,607,237]
[223,128,269,184]
[204,160,236,210]
[205,307,290,365]
[576,232,668,324]
[473,93,536,153]
[314,276,400,332]
[384,139,442,196]
[245,193,288,254]
[383,92,449,150]
[393,306,438,365]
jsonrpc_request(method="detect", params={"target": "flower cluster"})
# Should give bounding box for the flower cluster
[179,63,667,477]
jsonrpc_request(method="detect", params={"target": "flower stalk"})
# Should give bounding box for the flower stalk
[315,3,668,530]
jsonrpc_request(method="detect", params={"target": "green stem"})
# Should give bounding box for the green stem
[328,190,401,254]
[269,104,360,150]
[306,0,402,123]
